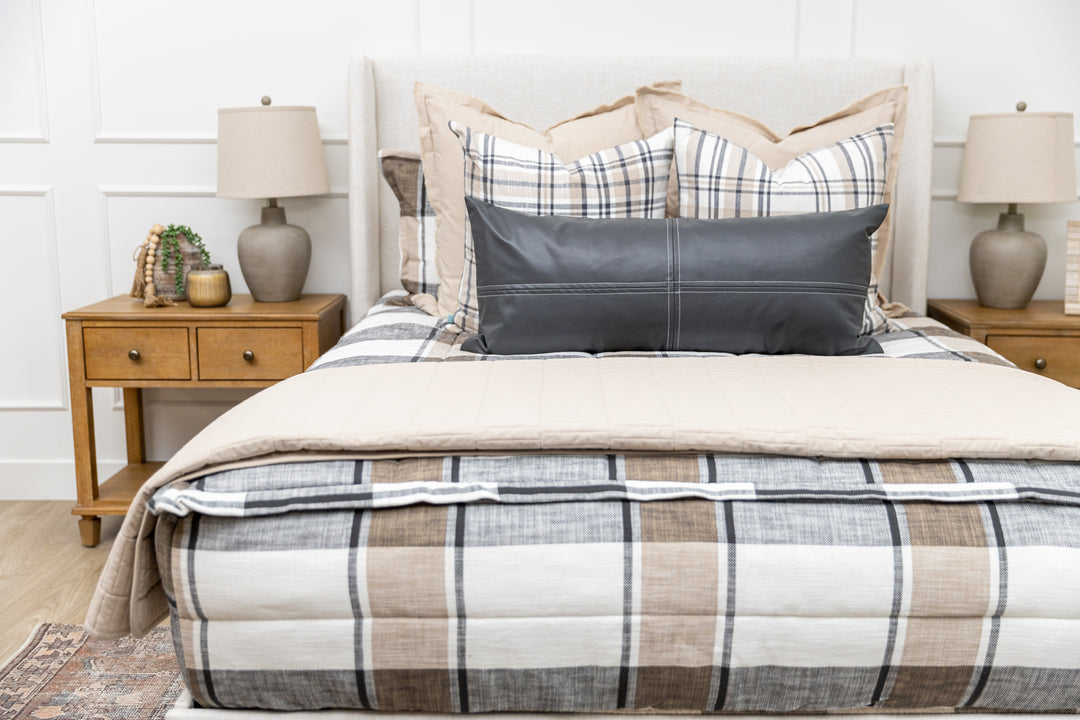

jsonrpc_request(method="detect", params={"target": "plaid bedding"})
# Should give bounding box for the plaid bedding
[155,454,1080,713]
[309,292,1012,370]
[151,299,1080,713]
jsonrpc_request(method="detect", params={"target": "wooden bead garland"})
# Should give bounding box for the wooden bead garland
[130,223,174,307]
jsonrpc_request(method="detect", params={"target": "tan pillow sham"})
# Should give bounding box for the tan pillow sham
[415,79,681,322]
[635,84,908,289]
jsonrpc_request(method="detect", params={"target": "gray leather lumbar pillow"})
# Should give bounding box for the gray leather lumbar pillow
[462,198,888,356]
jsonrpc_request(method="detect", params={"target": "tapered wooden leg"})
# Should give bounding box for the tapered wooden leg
[67,319,101,545]
[78,516,101,547]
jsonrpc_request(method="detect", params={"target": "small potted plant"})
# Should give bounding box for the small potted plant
[131,224,221,306]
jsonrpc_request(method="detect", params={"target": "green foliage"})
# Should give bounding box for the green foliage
[159,224,211,294]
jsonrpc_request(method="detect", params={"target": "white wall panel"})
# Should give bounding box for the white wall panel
[796,0,853,58]
[0,190,65,409]
[474,0,799,56]
[418,0,474,54]
[0,0,49,141]
[854,0,1080,138]
[91,0,417,140]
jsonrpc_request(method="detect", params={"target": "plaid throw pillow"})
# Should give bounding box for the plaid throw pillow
[378,151,439,298]
[674,118,893,334]
[450,121,674,333]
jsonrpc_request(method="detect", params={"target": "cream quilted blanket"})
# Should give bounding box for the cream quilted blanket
[86,356,1080,638]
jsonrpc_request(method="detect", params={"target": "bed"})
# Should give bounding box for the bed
[86,56,1080,719]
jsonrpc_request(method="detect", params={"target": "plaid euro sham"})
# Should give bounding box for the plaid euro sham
[450,123,674,333]
[378,150,439,298]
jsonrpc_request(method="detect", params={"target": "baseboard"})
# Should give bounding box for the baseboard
[0,460,125,500]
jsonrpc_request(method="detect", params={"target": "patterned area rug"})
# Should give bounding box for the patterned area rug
[0,623,182,720]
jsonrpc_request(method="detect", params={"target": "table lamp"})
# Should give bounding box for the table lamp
[217,98,330,302]
[957,103,1076,309]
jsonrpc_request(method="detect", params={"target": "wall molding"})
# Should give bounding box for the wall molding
[0,186,66,411]
[0,131,50,144]
[0,0,50,143]
[85,0,345,146]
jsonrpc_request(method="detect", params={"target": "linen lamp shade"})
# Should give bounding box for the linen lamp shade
[217,106,330,199]
[957,112,1076,204]
[216,102,330,302]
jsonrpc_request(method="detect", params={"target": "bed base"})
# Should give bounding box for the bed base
[165,691,1074,720]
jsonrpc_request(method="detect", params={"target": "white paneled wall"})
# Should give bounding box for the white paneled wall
[1,0,1078,500]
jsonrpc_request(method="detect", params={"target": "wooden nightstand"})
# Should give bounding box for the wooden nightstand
[63,293,346,546]
[927,299,1080,388]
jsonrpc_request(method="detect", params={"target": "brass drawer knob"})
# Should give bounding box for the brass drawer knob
[128,349,140,361]
[243,350,255,362]
[1035,357,1047,370]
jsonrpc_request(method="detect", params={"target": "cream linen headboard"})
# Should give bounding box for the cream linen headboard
[347,56,934,322]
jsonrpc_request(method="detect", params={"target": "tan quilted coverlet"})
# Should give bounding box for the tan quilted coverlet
[86,356,1080,638]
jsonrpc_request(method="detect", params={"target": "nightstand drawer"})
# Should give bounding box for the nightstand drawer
[83,327,190,380]
[987,335,1080,386]
[198,328,304,380]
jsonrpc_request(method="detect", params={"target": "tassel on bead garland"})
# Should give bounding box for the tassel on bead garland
[132,223,174,307]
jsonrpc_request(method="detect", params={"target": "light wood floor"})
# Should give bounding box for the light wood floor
[0,502,122,663]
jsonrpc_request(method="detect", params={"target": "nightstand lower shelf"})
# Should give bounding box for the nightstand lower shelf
[72,462,165,546]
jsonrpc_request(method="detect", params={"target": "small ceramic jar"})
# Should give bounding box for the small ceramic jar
[187,264,232,307]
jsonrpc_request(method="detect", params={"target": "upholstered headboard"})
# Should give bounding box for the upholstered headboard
[347,56,934,322]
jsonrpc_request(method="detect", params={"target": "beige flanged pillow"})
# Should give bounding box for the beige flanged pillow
[415,80,681,323]
[635,84,908,301]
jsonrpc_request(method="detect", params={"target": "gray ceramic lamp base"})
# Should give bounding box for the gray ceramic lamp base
[237,205,311,302]
[970,211,1046,309]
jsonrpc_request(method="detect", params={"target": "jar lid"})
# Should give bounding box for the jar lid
[191,264,225,272]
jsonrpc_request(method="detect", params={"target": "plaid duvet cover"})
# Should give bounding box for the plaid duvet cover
[151,297,1080,713]
[309,292,1012,369]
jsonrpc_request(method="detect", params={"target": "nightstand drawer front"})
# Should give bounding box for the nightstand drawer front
[988,335,1080,387]
[84,328,191,380]
[198,328,304,380]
